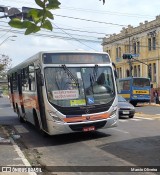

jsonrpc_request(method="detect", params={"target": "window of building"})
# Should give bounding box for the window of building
[116,47,121,58]
[117,67,122,78]
[134,66,137,77]
[120,68,122,78]
[118,47,121,58]
[152,37,156,50]
[137,42,140,53]
[148,34,156,51]
[116,48,118,58]
[138,65,140,77]
[153,63,156,82]
[125,44,129,53]
[148,63,152,81]
[148,38,151,51]
[133,43,136,54]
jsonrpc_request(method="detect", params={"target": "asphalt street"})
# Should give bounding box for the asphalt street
[0,97,160,175]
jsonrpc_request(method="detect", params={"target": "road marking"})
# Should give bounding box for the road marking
[10,137,37,175]
[0,107,12,109]
[135,116,154,120]
[119,118,143,122]
[119,120,127,122]
[111,128,129,134]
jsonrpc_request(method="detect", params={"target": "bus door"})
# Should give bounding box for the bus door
[9,76,16,111]
[17,73,25,114]
[36,68,48,132]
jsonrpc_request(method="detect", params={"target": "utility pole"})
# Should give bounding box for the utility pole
[128,36,133,77]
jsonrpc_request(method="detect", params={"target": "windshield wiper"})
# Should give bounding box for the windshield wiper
[61,64,79,89]
[90,64,98,84]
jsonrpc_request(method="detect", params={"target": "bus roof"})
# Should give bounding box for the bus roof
[7,50,110,75]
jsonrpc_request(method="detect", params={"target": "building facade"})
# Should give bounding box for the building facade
[102,15,160,91]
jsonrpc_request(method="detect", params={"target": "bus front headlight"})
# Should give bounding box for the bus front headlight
[48,111,62,122]
[109,106,117,118]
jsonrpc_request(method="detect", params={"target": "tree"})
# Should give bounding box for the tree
[8,0,105,35]
[0,54,12,79]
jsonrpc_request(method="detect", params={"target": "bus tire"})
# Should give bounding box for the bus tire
[131,102,137,107]
[33,110,49,137]
[33,110,41,131]
[16,105,25,123]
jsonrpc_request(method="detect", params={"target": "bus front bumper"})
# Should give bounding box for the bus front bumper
[47,115,118,135]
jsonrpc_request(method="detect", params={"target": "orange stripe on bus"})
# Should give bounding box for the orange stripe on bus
[63,113,110,123]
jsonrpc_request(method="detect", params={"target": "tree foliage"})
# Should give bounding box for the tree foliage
[8,0,105,35]
[0,55,12,79]
[9,0,61,35]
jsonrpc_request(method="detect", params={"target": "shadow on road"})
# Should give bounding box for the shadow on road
[9,122,111,147]
[100,135,160,166]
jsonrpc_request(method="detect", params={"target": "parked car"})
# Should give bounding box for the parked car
[118,95,135,118]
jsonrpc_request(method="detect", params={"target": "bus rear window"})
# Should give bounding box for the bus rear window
[42,53,110,64]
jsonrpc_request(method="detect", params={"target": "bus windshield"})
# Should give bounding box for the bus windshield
[132,78,150,87]
[44,66,115,107]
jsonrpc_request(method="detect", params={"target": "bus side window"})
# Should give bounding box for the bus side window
[12,72,18,91]
[22,67,29,91]
[29,65,35,91]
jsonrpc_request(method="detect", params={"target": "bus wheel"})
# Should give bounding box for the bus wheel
[17,106,25,123]
[33,110,41,131]
[33,110,49,137]
[131,102,137,107]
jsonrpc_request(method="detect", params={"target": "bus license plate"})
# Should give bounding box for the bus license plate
[83,126,95,132]
[123,111,129,114]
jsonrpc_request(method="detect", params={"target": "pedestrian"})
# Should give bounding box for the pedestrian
[154,90,159,104]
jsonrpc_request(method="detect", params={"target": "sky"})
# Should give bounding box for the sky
[0,0,160,67]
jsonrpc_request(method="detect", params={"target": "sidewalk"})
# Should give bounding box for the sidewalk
[0,125,37,175]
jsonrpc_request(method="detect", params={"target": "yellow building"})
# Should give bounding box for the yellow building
[102,15,160,90]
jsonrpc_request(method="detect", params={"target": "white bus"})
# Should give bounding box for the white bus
[8,51,118,135]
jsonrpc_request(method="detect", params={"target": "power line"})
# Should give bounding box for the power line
[53,14,127,27]
[0,28,12,38]
[0,20,108,35]
[0,5,127,27]
[53,23,97,51]
[60,5,155,19]
[53,25,108,35]
[0,0,155,19]
[0,24,102,42]
[0,27,101,43]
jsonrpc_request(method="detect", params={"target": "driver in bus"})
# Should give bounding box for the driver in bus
[86,72,111,95]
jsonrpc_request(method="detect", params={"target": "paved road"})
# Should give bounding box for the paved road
[135,104,160,115]
[0,97,160,175]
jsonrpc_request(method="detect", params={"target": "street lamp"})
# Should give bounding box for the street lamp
[0,35,17,46]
